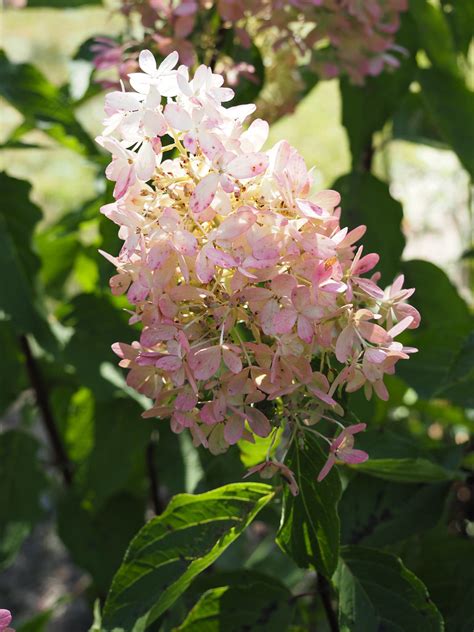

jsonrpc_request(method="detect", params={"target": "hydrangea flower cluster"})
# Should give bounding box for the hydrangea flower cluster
[92,0,407,92]
[97,50,419,490]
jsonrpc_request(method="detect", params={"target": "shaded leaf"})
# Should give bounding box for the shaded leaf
[334,172,405,284]
[354,457,455,483]
[340,475,450,547]
[397,260,473,400]
[410,0,459,75]
[0,431,48,569]
[419,67,474,178]
[276,433,341,578]
[335,545,444,632]
[340,14,417,167]
[57,492,145,594]
[177,571,293,631]
[102,483,274,632]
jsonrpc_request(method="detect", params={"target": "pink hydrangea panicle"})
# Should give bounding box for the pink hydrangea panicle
[98,49,419,480]
[0,610,14,632]
[90,1,408,96]
[317,423,369,481]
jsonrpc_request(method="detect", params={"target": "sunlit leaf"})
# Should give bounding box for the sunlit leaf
[102,483,274,631]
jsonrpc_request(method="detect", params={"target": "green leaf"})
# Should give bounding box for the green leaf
[441,0,474,57]
[276,433,341,578]
[436,331,474,408]
[0,431,48,569]
[333,172,405,284]
[419,67,474,178]
[176,571,293,631]
[61,293,135,399]
[407,531,474,631]
[392,91,447,147]
[102,483,274,632]
[340,14,417,167]
[354,457,455,483]
[397,260,473,400]
[0,172,56,348]
[84,398,151,509]
[334,545,444,632]
[57,492,145,594]
[340,475,450,547]
[0,51,97,156]
[410,0,459,76]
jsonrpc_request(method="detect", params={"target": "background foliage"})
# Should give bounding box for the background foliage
[0,1,473,630]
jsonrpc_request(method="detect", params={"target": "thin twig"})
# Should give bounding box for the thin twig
[146,436,163,515]
[19,334,73,486]
[318,574,339,632]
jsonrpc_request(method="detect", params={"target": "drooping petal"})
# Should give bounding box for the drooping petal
[317,454,336,482]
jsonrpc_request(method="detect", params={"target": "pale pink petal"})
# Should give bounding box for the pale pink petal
[139,49,157,74]
[226,153,269,179]
[214,209,256,240]
[155,356,182,371]
[355,277,385,299]
[388,316,413,338]
[274,308,298,334]
[222,347,243,374]
[224,415,245,445]
[340,449,369,464]
[358,322,391,344]
[190,173,219,214]
[313,189,341,210]
[164,102,192,131]
[245,407,271,437]
[317,454,336,482]
[136,141,156,181]
[335,325,356,363]
[297,315,314,343]
[192,346,221,380]
[260,299,279,335]
[199,131,225,160]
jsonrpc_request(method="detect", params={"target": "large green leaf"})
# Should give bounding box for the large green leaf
[176,571,293,631]
[410,0,459,76]
[276,433,341,578]
[436,331,474,408]
[334,545,444,632]
[0,51,97,156]
[57,492,145,594]
[441,0,474,57]
[340,14,417,167]
[102,482,275,631]
[340,475,450,547]
[407,531,474,632]
[0,172,53,345]
[397,260,473,400]
[333,172,405,284]
[354,457,455,483]
[419,67,474,179]
[0,431,48,569]
[61,293,135,399]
